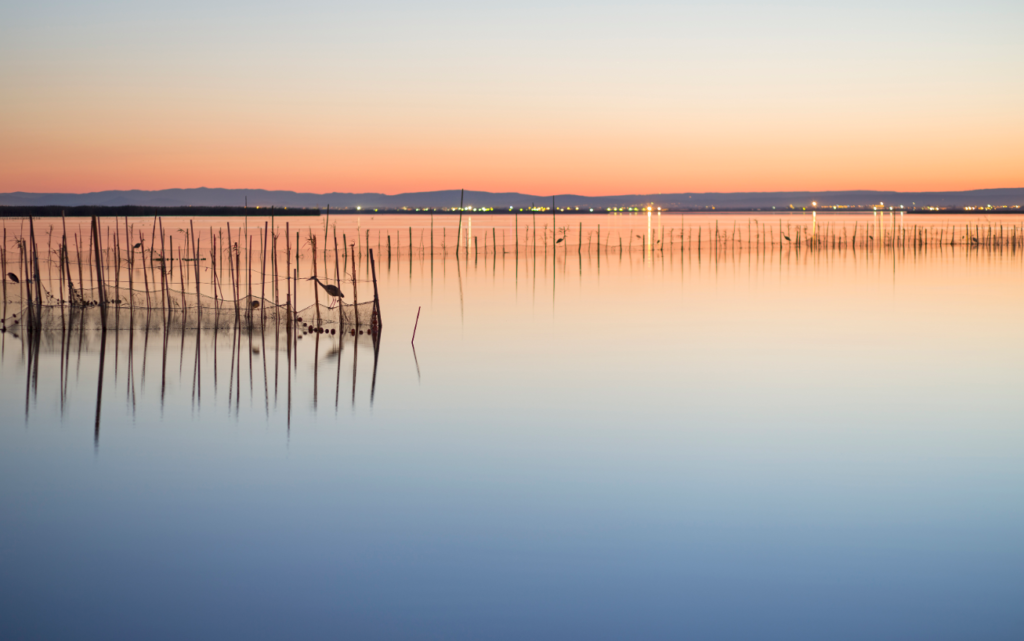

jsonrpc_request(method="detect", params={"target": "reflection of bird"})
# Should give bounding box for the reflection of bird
[309,277,344,308]
[8,273,19,283]
[133,242,142,249]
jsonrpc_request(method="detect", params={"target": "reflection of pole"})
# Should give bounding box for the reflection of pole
[334,319,343,412]
[351,327,358,407]
[370,330,379,405]
[286,314,292,432]
[411,306,421,345]
[456,249,464,325]
[95,326,107,448]
[313,329,319,410]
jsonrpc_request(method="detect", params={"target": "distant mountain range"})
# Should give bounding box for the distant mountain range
[2,187,1022,210]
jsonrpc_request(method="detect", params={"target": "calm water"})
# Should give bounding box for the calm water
[2,213,1023,640]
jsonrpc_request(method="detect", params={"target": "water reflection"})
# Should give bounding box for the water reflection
[10,315,382,445]
[2,213,1024,639]
[7,211,1024,437]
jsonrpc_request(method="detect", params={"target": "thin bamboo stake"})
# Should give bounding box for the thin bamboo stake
[294,231,300,319]
[350,243,358,332]
[90,217,106,328]
[90,217,105,308]
[274,226,280,310]
[312,236,321,326]
[75,233,84,305]
[125,217,133,311]
[191,220,201,316]
[285,222,291,321]
[334,228,342,332]
[114,227,120,306]
[159,218,168,315]
[261,222,268,325]
[247,234,253,308]
[1,228,6,318]
[369,249,381,331]
[227,223,237,315]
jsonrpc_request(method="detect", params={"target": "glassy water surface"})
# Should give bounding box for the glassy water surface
[2,213,1023,640]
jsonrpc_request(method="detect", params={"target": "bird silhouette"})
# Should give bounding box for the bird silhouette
[133,242,142,249]
[309,277,344,308]
[8,273,19,283]
[556,238,564,244]
[782,234,791,242]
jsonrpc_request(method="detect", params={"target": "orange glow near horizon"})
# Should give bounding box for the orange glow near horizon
[4,115,1021,196]
[2,1,1022,196]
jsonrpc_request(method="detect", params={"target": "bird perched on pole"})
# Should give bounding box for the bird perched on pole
[309,277,344,308]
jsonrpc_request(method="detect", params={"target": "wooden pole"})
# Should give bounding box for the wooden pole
[311,236,321,326]
[369,248,381,331]
[334,228,342,332]
[295,231,300,319]
[285,222,291,323]
[125,217,133,311]
[90,217,105,308]
[350,244,358,332]
[29,217,43,314]
[261,221,268,325]
[191,220,202,318]
[159,218,167,314]
[1,228,6,319]
[90,216,107,328]
[76,233,85,305]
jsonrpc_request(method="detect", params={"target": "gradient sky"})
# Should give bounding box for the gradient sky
[1,0,1021,195]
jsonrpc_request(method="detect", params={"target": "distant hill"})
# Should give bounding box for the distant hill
[2,187,1022,210]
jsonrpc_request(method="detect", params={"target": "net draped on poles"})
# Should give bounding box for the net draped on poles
[2,284,374,331]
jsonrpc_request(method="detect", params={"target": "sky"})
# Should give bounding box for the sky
[1,0,1022,195]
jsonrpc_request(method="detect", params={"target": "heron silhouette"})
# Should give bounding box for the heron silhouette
[309,277,344,308]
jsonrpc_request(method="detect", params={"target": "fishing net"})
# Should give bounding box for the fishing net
[1,284,376,331]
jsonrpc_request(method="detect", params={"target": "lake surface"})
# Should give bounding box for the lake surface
[2,213,1023,640]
